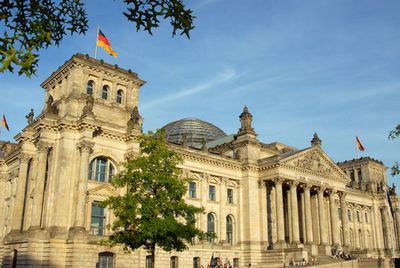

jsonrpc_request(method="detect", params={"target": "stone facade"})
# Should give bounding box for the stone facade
[0,54,399,267]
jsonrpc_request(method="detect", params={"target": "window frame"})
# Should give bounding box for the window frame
[87,80,94,95]
[209,185,216,201]
[89,157,115,183]
[193,257,200,268]
[97,252,114,268]
[227,188,234,204]
[226,215,233,245]
[189,181,196,198]
[90,202,106,236]
[207,213,215,243]
[102,85,109,100]
[116,89,123,104]
[170,256,178,268]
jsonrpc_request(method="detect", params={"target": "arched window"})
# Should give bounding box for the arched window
[97,252,114,268]
[87,80,94,95]
[358,229,363,249]
[349,229,354,248]
[207,213,215,243]
[102,85,109,100]
[89,157,115,183]
[116,90,123,104]
[226,215,233,245]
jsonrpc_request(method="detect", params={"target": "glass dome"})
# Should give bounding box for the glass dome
[161,118,226,148]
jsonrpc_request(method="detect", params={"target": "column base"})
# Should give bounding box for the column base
[68,226,89,241]
[27,226,50,240]
[273,240,287,249]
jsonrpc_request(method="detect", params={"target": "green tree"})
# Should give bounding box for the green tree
[0,0,194,77]
[389,124,400,176]
[101,130,204,268]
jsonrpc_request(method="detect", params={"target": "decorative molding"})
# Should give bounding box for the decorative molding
[76,141,94,154]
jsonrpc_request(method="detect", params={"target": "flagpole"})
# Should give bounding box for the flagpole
[94,26,99,59]
[355,137,359,159]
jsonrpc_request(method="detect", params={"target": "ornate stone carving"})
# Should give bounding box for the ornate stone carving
[291,150,332,175]
[124,151,136,160]
[311,132,322,147]
[237,106,257,136]
[127,106,142,131]
[25,109,34,125]
[274,177,283,185]
[81,95,95,118]
[45,94,59,116]
[76,141,94,154]
[19,153,32,164]
[36,141,52,153]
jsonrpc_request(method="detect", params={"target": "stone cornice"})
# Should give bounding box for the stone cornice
[171,145,242,171]
[41,53,145,90]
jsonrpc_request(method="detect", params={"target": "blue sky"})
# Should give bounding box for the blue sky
[1,0,399,185]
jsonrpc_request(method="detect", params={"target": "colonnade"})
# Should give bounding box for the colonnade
[263,178,391,252]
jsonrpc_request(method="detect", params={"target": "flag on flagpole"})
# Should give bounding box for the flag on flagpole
[356,136,365,152]
[1,114,9,131]
[97,29,118,57]
[210,252,214,268]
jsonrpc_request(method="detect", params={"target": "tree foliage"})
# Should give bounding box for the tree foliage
[389,124,400,176]
[102,131,204,268]
[0,0,194,77]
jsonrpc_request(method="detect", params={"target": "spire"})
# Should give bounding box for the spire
[311,132,322,147]
[237,105,256,136]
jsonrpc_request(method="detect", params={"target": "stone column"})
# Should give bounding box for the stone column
[31,142,51,227]
[361,207,367,249]
[290,181,300,244]
[318,186,328,245]
[382,207,392,249]
[339,192,350,247]
[275,178,285,243]
[75,141,94,227]
[219,177,227,243]
[329,189,340,246]
[11,153,32,231]
[396,209,400,250]
[304,184,314,244]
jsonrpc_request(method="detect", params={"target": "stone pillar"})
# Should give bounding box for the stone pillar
[339,192,350,247]
[361,207,367,249]
[275,178,285,243]
[329,189,340,246]
[75,141,94,227]
[290,181,300,244]
[219,177,227,243]
[396,209,400,250]
[31,142,51,227]
[318,186,328,245]
[304,184,314,244]
[11,153,32,231]
[382,207,392,249]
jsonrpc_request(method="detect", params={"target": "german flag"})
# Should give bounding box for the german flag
[97,29,117,58]
[356,136,365,152]
[1,114,9,131]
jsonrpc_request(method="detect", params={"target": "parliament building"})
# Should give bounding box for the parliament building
[1,54,399,268]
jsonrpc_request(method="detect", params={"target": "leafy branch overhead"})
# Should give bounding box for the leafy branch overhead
[0,0,194,77]
[389,124,400,176]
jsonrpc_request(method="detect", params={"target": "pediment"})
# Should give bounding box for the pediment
[87,184,116,198]
[279,147,350,183]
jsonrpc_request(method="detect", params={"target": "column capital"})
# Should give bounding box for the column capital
[319,185,327,192]
[303,183,312,190]
[274,177,284,185]
[338,191,347,198]
[329,188,337,195]
[289,180,299,188]
[36,141,52,153]
[77,140,94,154]
[18,153,33,164]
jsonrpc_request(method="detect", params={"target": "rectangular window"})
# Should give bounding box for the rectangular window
[227,188,234,204]
[233,258,239,268]
[209,185,216,201]
[146,256,153,268]
[98,252,114,268]
[357,211,361,222]
[358,169,362,181]
[338,208,342,221]
[348,209,352,222]
[350,170,355,181]
[365,212,369,223]
[193,257,200,268]
[189,182,196,198]
[170,256,178,268]
[91,202,105,236]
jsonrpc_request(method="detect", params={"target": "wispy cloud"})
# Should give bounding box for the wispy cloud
[141,67,236,110]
